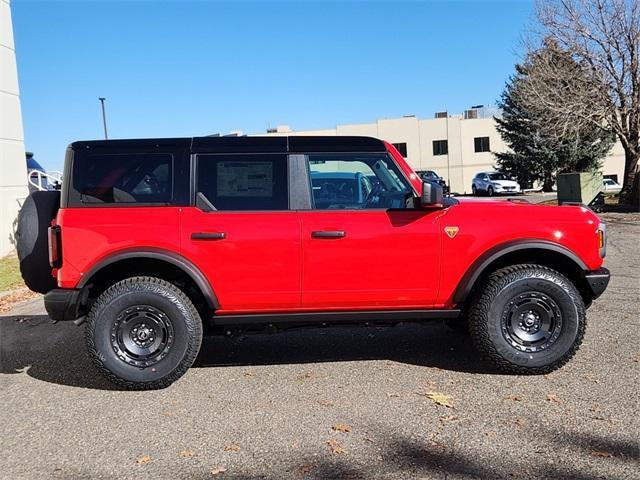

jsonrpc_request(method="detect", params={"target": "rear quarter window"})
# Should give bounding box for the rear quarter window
[72,153,173,204]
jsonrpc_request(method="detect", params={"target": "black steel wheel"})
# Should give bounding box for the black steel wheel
[468,264,586,374]
[86,277,202,390]
[110,305,175,368]
[500,292,563,353]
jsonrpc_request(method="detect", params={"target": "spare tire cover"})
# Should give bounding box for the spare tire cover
[15,191,61,294]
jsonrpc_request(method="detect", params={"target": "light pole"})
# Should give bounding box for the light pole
[99,97,108,139]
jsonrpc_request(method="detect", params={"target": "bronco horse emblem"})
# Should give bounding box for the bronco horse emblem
[444,226,459,238]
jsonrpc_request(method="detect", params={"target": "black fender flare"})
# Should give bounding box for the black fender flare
[453,240,588,304]
[78,248,220,310]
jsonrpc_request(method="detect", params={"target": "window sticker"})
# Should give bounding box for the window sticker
[217,161,273,197]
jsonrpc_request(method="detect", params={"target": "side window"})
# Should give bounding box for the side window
[196,154,288,211]
[72,153,173,204]
[306,153,413,210]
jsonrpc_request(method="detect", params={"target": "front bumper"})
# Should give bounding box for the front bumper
[44,288,88,321]
[585,268,610,300]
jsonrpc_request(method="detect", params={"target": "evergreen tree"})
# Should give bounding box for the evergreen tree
[495,41,614,191]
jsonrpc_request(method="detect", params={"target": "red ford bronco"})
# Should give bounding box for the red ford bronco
[16,136,609,389]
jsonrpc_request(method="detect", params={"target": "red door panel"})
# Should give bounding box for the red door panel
[180,208,301,312]
[301,210,442,309]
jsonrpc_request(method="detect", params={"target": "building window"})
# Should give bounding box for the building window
[432,140,448,156]
[392,143,408,157]
[474,137,490,153]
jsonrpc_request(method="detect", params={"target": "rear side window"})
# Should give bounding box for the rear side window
[73,153,173,204]
[196,154,288,211]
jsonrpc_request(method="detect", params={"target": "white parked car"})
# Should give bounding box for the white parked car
[602,178,622,195]
[472,172,521,196]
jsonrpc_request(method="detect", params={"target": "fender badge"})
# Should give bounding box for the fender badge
[444,226,459,238]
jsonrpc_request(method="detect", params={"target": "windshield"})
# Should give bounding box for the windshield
[488,173,508,181]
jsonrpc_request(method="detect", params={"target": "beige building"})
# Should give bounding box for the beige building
[259,108,626,194]
[0,0,28,257]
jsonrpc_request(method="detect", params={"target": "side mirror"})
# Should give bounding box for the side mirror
[421,181,443,207]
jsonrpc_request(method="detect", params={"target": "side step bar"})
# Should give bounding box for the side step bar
[213,309,461,326]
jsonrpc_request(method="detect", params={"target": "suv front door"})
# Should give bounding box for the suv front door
[181,153,300,312]
[299,153,442,309]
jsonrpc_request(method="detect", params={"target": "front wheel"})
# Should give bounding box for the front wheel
[468,265,585,374]
[85,277,203,390]
[487,186,494,196]
[472,184,477,196]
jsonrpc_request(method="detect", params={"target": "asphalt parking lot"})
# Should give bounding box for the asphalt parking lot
[1,213,638,480]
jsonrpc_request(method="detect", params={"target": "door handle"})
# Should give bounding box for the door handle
[311,230,345,238]
[191,232,226,240]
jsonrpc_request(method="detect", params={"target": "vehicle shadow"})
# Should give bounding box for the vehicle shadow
[0,314,495,391]
[193,321,491,373]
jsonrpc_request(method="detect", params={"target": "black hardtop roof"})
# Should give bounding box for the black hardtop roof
[69,136,387,154]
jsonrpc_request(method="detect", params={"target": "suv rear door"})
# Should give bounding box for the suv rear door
[180,152,301,312]
[298,153,442,309]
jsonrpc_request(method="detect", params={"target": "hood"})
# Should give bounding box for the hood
[490,179,519,187]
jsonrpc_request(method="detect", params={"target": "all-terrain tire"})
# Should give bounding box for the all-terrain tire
[15,191,61,293]
[468,264,586,374]
[85,277,203,390]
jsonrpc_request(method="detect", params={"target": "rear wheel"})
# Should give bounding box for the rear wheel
[85,277,203,390]
[468,265,585,374]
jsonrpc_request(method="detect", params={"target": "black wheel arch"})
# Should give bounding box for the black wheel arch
[453,240,590,306]
[78,248,220,311]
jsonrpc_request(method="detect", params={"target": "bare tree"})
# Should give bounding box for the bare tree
[535,0,640,204]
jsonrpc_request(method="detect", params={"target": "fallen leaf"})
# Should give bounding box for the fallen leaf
[424,391,454,408]
[364,437,376,443]
[331,423,352,433]
[583,374,600,384]
[514,417,530,427]
[506,395,523,401]
[178,450,195,458]
[297,371,313,380]
[136,455,151,465]
[386,392,400,398]
[484,431,497,437]
[0,289,38,313]
[591,450,614,458]
[440,415,458,422]
[326,439,346,455]
[210,466,227,475]
[224,444,241,452]
[546,394,563,405]
[243,370,255,377]
[295,464,314,476]
[317,400,334,407]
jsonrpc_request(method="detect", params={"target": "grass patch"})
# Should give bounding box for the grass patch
[0,253,24,292]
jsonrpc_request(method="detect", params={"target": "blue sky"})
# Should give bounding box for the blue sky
[12,0,533,171]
